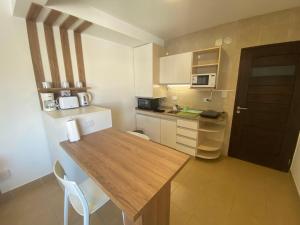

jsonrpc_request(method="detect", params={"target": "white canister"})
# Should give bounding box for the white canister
[61,81,70,89]
[66,119,80,142]
[75,81,83,88]
[42,81,52,89]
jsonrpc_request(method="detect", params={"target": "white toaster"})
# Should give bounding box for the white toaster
[58,96,79,110]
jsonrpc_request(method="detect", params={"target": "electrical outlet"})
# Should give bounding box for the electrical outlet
[203,98,211,102]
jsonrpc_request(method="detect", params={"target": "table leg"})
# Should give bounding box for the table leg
[123,182,171,225]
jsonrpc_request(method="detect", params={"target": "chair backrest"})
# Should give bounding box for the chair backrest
[127,131,150,140]
[53,161,89,214]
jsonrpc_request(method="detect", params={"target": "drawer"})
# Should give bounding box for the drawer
[176,143,196,156]
[177,127,197,139]
[176,135,197,148]
[177,119,198,130]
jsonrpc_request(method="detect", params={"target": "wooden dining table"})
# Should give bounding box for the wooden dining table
[60,128,190,225]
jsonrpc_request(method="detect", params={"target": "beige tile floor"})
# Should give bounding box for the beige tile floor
[0,157,300,225]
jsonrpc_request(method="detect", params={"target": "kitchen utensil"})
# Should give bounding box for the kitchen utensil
[60,90,71,97]
[200,110,221,118]
[40,93,57,111]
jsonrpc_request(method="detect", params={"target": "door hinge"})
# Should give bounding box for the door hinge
[288,158,292,165]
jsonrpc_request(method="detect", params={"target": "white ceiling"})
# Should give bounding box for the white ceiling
[70,0,300,40]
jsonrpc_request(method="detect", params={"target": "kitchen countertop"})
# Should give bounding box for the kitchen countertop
[136,108,227,123]
[44,106,109,119]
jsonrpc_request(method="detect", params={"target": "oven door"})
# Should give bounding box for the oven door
[192,75,209,86]
[138,99,152,109]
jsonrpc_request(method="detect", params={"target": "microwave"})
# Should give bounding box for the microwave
[191,73,216,88]
[137,98,159,110]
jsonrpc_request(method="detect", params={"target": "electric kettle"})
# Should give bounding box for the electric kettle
[77,92,92,107]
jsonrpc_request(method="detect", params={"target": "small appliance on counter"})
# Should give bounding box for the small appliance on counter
[77,92,92,107]
[40,93,57,112]
[200,110,221,119]
[58,96,79,110]
[137,98,160,111]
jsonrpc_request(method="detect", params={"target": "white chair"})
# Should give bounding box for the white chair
[127,131,150,140]
[53,161,110,225]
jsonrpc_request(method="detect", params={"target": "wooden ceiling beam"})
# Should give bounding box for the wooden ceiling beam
[60,15,79,30]
[26,3,43,21]
[74,21,93,33]
[44,10,62,26]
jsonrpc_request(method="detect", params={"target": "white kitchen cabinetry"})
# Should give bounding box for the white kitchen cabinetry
[136,114,161,143]
[160,52,192,84]
[134,43,166,98]
[161,118,177,149]
[176,119,198,156]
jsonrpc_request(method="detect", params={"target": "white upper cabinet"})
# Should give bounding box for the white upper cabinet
[160,52,192,84]
[134,43,166,98]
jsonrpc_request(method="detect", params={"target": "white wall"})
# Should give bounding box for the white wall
[291,133,300,196]
[82,34,136,132]
[0,0,52,193]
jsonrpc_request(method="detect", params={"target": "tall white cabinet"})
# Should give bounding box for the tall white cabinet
[160,52,192,84]
[134,43,166,98]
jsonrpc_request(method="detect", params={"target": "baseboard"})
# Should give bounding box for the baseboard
[1,172,54,195]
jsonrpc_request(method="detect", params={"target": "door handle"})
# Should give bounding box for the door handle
[236,106,248,114]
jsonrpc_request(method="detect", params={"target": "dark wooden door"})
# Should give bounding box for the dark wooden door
[229,41,300,172]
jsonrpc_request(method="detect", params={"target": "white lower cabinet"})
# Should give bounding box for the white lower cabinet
[136,114,161,143]
[136,113,197,156]
[161,119,177,149]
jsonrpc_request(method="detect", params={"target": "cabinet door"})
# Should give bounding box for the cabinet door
[159,52,192,84]
[175,52,192,84]
[160,55,175,84]
[136,114,161,143]
[134,43,153,97]
[161,119,177,149]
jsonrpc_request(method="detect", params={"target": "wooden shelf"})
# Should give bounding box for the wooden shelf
[192,47,220,54]
[192,63,219,68]
[38,87,90,93]
[196,150,221,159]
[198,138,222,152]
[198,123,225,133]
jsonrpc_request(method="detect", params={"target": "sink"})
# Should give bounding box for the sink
[167,110,200,119]
[176,111,200,118]
[167,110,179,114]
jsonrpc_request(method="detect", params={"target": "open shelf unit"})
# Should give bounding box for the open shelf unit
[192,63,219,68]
[191,47,222,89]
[198,137,223,151]
[198,123,225,133]
[196,117,226,159]
[196,150,222,159]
